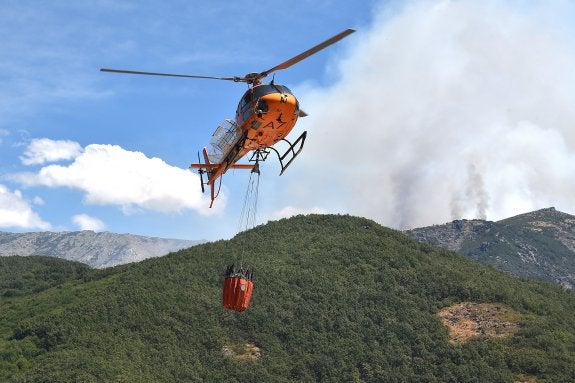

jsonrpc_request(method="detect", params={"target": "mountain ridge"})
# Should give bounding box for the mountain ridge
[0,230,203,268]
[405,207,575,289]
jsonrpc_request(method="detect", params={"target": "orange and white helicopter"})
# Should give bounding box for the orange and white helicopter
[101,29,355,207]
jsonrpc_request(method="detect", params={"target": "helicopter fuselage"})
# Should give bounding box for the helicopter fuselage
[232,83,300,161]
[189,82,307,207]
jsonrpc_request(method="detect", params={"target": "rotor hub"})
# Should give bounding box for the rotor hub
[243,72,262,85]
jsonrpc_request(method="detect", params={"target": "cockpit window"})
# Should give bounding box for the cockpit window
[252,84,294,98]
[240,91,252,108]
[278,85,293,95]
[237,90,252,115]
[252,85,276,99]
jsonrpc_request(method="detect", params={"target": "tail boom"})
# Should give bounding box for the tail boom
[189,148,255,207]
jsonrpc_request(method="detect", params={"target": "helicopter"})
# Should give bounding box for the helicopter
[101,28,355,207]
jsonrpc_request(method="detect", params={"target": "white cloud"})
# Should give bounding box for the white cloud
[0,184,51,229]
[32,196,45,205]
[13,143,217,215]
[289,0,575,228]
[72,214,106,231]
[21,138,82,165]
[269,206,326,221]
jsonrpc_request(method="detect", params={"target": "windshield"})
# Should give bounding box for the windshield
[253,84,293,99]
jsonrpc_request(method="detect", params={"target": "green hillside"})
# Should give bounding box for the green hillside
[0,256,91,298]
[1,215,574,382]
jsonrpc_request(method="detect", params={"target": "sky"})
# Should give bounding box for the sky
[2,0,575,240]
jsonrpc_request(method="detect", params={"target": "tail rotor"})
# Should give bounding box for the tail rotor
[197,152,206,193]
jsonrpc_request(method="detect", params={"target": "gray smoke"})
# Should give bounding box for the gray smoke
[274,0,575,229]
[451,163,488,221]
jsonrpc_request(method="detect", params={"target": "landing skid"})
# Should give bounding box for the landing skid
[250,131,307,175]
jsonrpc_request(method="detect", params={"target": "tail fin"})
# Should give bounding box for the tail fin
[189,147,218,207]
[196,152,206,193]
[190,147,256,208]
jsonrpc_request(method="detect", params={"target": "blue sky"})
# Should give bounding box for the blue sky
[0,0,377,239]
[2,0,575,240]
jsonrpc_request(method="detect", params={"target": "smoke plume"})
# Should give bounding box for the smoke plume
[284,0,575,229]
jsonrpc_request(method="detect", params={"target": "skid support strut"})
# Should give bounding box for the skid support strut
[269,130,307,175]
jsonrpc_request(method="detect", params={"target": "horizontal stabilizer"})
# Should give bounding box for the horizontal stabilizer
[189,163,254,170]
[189,163,220,170]
[230,164,255,170]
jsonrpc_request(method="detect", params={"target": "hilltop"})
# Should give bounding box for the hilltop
[1,214,574,382]
[0,231,202,268]
[406,208,575,289]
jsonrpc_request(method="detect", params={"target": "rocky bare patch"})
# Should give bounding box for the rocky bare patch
[222,342,262,361]
[437,302,520,344]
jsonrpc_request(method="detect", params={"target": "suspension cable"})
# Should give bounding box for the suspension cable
[238,166,260,233]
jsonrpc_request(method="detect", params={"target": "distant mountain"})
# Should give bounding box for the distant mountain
[405,207,575,289]
[1,214,574,382]
[0,231,203,268]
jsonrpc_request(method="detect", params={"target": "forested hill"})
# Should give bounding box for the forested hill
[1,215,574,382]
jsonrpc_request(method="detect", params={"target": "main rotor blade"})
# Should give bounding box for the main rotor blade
[259,28,355,79]
[100,68,238,81]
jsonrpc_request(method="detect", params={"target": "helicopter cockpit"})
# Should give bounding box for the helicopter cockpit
[236,84,298,123]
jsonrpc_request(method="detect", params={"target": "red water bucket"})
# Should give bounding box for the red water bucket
[222,264,254,312]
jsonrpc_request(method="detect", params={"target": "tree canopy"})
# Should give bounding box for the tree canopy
[1,214,574,382]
